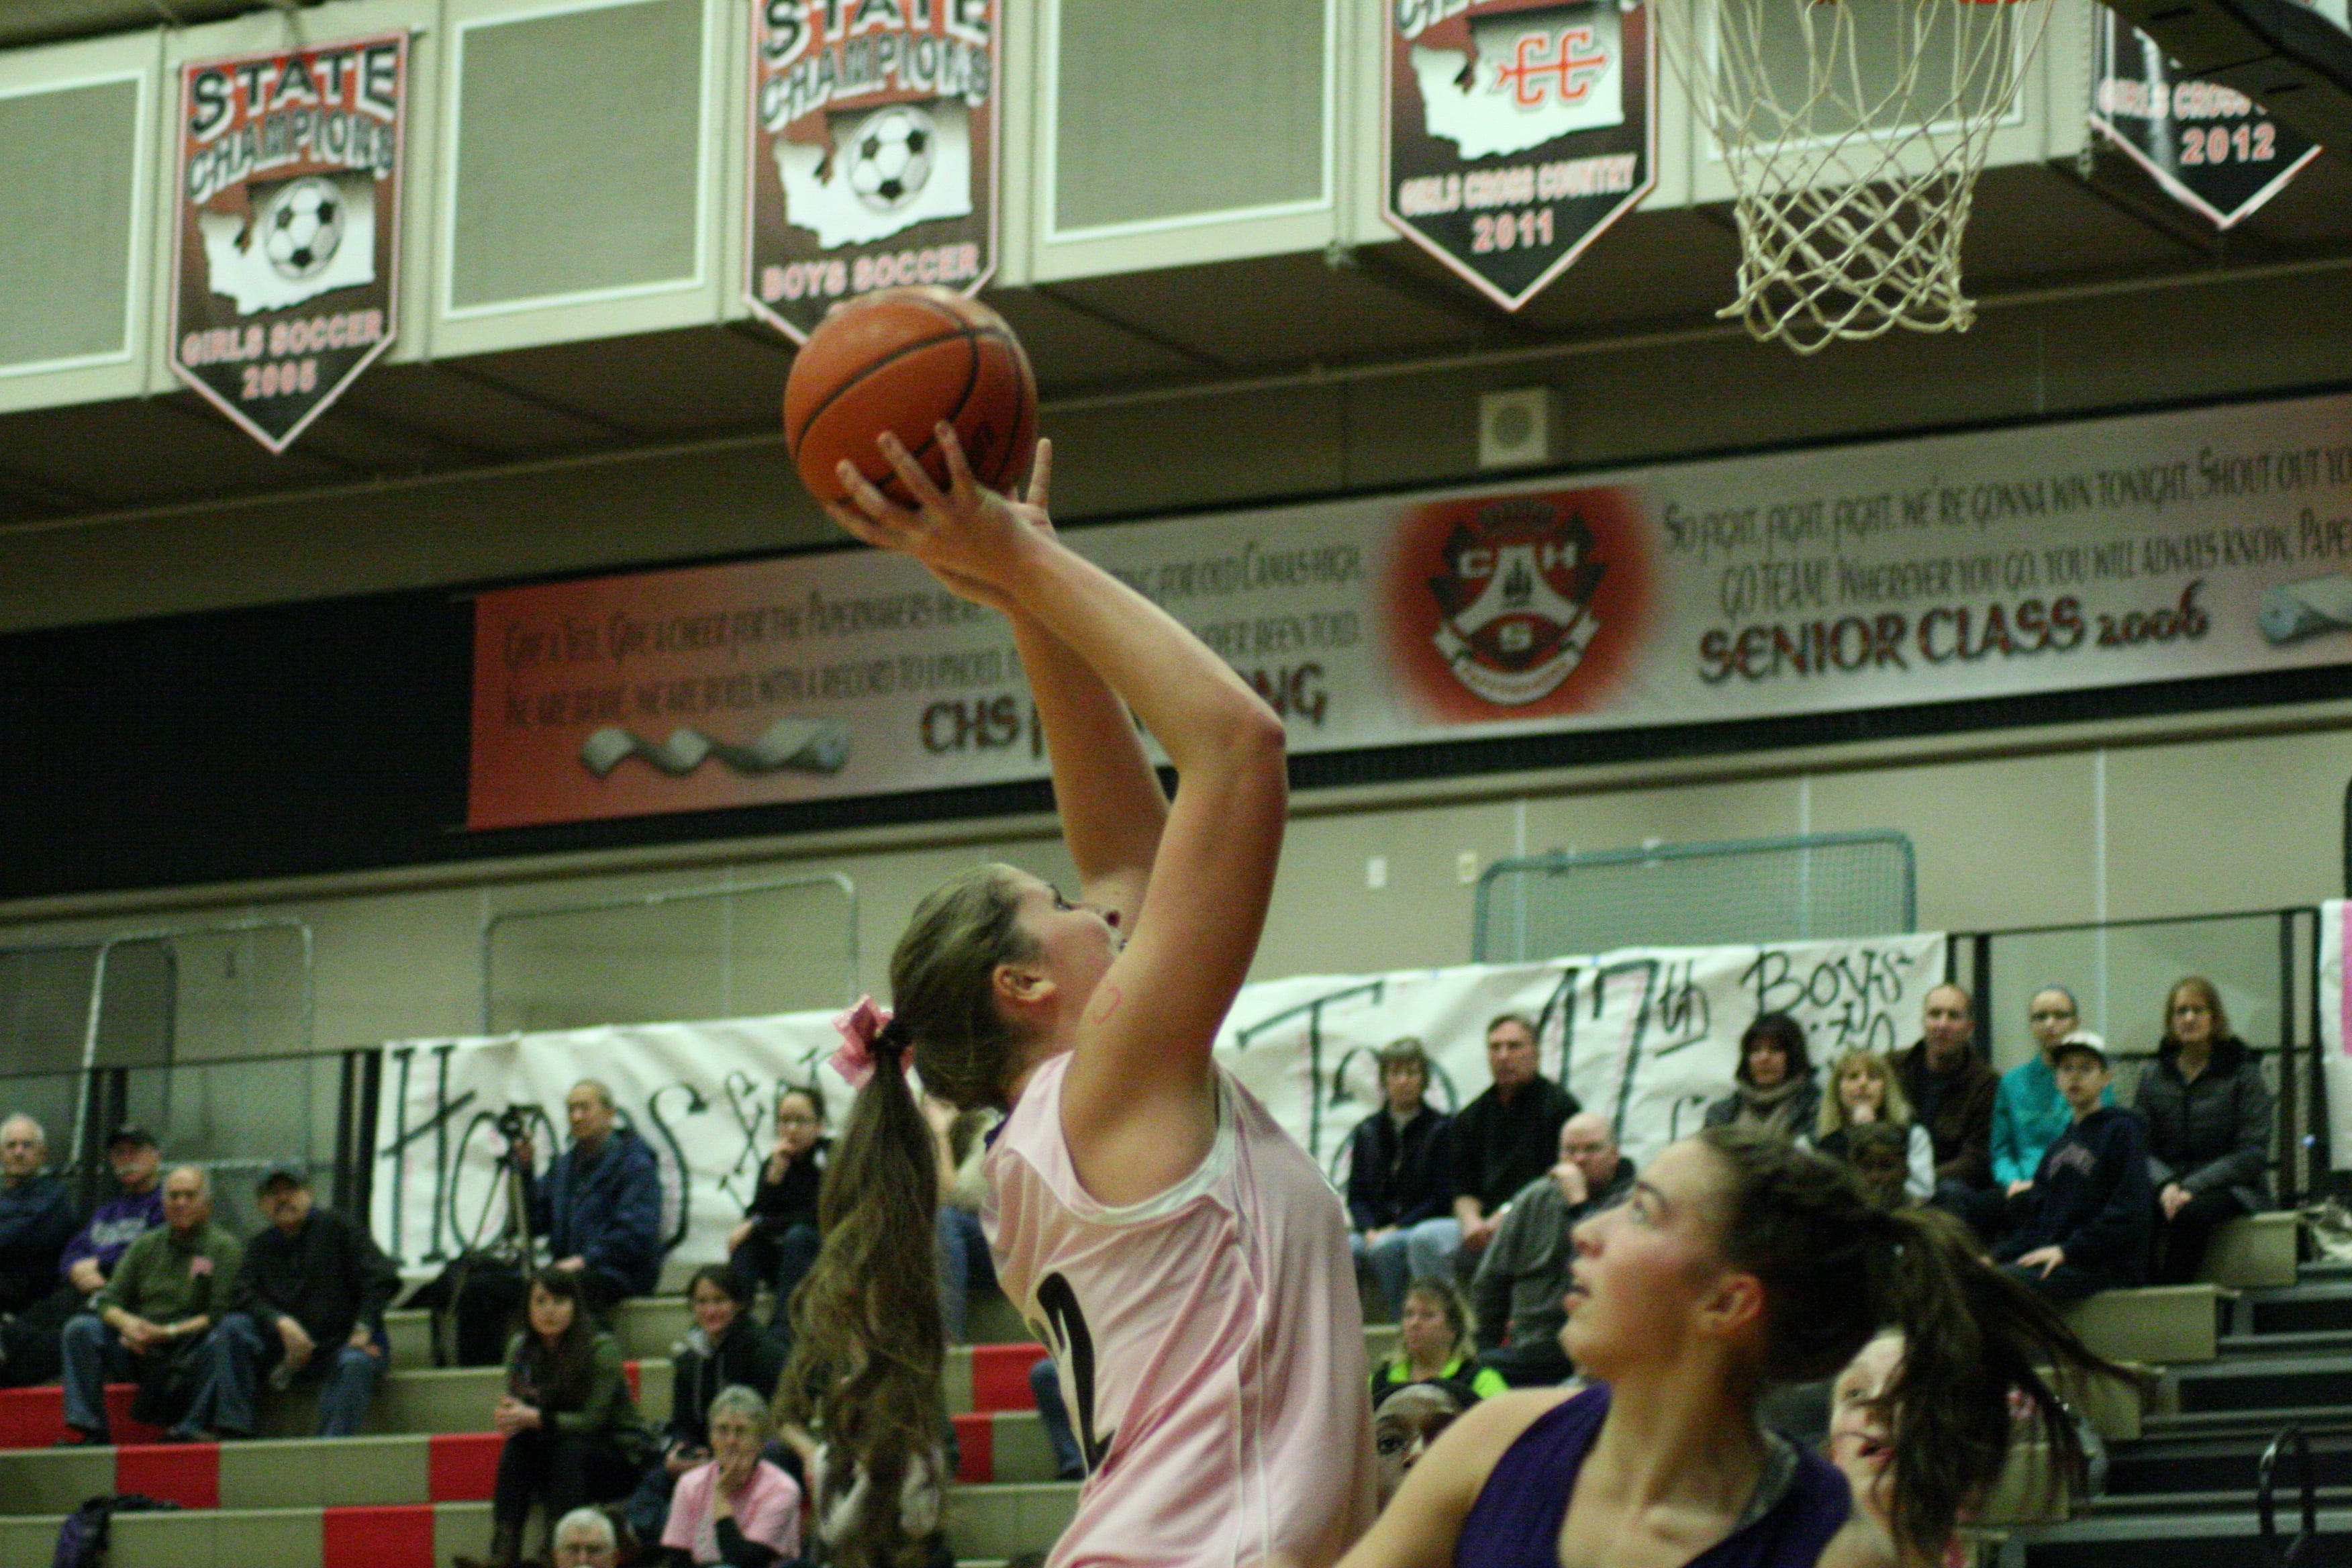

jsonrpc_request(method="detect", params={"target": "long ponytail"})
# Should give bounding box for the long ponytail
[778,1024,943,1568]
[1698,1126,2118,1558]
[1875,1204,2111,1553]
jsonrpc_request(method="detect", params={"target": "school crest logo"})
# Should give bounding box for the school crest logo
[1428,498,1606,705]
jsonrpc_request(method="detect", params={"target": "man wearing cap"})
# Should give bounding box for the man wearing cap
[1992,1036,2153,1302]
[60,1165,242,1444]
[0,1125,164,1388]
[175,1163,399,1440]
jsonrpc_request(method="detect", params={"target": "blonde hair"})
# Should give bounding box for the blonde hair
[1818,1050,1914,1138]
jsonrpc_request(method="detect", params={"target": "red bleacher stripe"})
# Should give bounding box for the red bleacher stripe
[969,1343,1044,1413]
[951,1411,993,1484]
[324,1504,435,1568]
[427,1432,504,1502]
[101,1384,164,1444]
[624,1359,641,1402]
[115,1442,218,1508]
[0,1385,65,1449]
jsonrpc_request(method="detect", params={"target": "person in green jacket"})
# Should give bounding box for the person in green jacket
[59,1164,242,1444]
[465,1266,651,1568]
[1370,1278,1508,1407]
[1992,987,2116,1199]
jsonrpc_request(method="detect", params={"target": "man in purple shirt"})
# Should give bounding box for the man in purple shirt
[0,1126,164,1387]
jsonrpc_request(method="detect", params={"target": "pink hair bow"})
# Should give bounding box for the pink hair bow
[831,995,893,1089]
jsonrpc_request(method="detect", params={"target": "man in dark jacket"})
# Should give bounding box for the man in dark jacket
[1472,1113,1632,1386]
[0,1115,77,1318]
[0,1124,165,1389]
[175,1165,399,1440]
[1889,984,2002,1227]
[514,1080,666,1312]
[1994,1039,2152,1302]
[1346,1038,1455,1318]
[1406,1014,1578,1284]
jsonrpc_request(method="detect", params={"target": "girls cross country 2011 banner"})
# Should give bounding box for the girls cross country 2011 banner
[369,933,1945,1275]
[469,389,2352,830]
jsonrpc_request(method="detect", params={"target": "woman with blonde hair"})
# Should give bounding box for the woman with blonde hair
[1808,1051,1934,1203]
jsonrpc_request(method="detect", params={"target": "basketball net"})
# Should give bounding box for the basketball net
[1658,0,2052,353]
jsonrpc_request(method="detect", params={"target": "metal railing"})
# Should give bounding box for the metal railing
[2259,1423,2318,1568]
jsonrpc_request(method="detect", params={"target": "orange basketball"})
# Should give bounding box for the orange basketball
[784,287,1038,511]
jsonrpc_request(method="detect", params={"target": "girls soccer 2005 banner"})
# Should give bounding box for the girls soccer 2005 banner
[746,0,997,340]
[367,935,1945,1272]
[469,388,2352,831]
[170,33,405,452]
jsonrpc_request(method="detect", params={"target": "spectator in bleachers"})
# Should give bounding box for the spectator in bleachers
[1890,983,1999,1204]
[625,1264,784,1543]
[0,1118,136,1386]
[1805,1050,1934,1202]
[58,1165,242,1445]
[512,1080,665,1316]
[468,1266,653,1568]
[550,1507,621,1568]
[1373,1378,1481,1510]
[2136,977,2273,1285]
[1994,1037,2153,1302]
[931,1096,1000,1342]
[726,1085,828,1345]
[0,1115,77,1320]
[1843,1122,1916,1212]
[172,1163,397,1441]
[1344,1038,1455,1318]
[1993,987,2114,1199]
[658,1384,803,1568]
[1028,1354,1084,1481]
[1702,1012,1820,1142]
[1372,1278,1506,1406]
[1405,1014,1576,1285]
[1468,1113,1631,1387]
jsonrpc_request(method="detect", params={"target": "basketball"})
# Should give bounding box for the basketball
[783,287,1038,511]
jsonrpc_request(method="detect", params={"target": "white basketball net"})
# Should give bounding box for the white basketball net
[1659,0,2052,353]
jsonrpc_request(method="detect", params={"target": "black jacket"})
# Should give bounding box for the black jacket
[742,1139,829,1237]
[2133,1035,2271,1214]
[231,1204,401,1346]
[527,1127,666,1297]
[1889,1038,1999,1187]
[1996,1106,2152,1279]
[665,1319,786,1453]
[1344,1105,1453,1232]
[1450,1077,1579,1216]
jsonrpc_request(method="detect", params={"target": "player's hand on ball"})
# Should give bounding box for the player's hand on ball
[829,431,1054,610]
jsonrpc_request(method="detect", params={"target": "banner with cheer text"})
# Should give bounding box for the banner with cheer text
[368,932,1946,1276]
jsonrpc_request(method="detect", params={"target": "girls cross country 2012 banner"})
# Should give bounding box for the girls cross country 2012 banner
[469,388,2352,830]
[368,934,1945,1274]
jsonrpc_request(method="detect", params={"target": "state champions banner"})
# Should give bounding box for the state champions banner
[368,935,1945,1273]
[1384,0,1657,309]
[468,389,2352,832]
[170,33,406,452]
[746,0,997,340]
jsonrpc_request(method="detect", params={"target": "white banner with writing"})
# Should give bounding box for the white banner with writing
[2320,900,2352,1169]
[370,933,1946,1275]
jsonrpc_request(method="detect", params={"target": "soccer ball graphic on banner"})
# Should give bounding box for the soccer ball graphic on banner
[262,177,344,280]
[845,105,936,212]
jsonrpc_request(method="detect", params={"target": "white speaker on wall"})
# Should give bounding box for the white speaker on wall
[1477,387,1559,470]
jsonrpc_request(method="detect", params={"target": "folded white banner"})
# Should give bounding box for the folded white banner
[2320,901,2352,1169]
[371,934,1947,1275]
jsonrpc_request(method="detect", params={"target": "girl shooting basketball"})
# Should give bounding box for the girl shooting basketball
[787,423,1375,1568]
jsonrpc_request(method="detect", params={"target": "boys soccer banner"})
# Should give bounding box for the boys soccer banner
[1383,0,1657,309]
[469,387,2352,831]
[170,33,405,452]
[2089,10,2318,230]
[746,0,998,340]
[368,934,1945,1273]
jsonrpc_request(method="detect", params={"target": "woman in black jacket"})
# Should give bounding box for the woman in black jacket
[624,1265,785,1542]
[727,1085,830,1344]
[2133,976,2273,1284]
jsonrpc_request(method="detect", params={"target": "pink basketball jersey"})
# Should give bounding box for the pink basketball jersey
[985,1052,1377,1568]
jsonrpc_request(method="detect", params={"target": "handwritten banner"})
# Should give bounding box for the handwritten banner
[469,389,2352,830]
[369,935,1945,1273]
